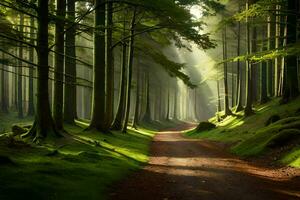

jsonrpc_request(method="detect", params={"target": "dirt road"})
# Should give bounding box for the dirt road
[110,125,300,200]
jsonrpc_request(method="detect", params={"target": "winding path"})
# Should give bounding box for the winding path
[110,125,300,200]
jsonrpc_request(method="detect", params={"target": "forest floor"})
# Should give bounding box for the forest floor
[0,119,182,200]
[110,123,300,200]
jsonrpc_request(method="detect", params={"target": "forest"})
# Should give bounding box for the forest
[0,0,300,199]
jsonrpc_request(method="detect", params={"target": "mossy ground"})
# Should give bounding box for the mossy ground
[186,97,300,168]
[0,117,156,200]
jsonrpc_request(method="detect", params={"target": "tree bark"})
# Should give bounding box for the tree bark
[174,84,178,120]
[222,25,232,117]
[235,15,243,112]
[28,7,35,116]
[105,0,114,127]
[122,8,137,133]
[18,14,24,118]
[282,0,299,102]
[274,4,282,97]
[260,26,269,104]
[1,52,8,113]
[244,0,254,116]
[23,0,59,142]
[64,0,77,124]
[111,43,127,130]
[53,0,66,130]
[89,0,107,131]
[132,60,140,129]
[267,6,275,97]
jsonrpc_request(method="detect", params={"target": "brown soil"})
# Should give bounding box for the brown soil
[110,124,300,200]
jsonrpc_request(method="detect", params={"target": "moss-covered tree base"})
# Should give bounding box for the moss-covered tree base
[21,120,62,144]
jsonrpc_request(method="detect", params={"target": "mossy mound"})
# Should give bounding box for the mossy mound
[196,122,216,132]
[12,125,28,136]
[233,117,300,156]
[265,115,280,126]
[267,129,300,148]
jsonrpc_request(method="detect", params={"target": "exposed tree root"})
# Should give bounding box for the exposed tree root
[21,120,63,144]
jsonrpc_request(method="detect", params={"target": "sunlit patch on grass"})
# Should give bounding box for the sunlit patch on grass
[0,121,157,200]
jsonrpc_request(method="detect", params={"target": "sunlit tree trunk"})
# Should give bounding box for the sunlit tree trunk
[166,86,170,121]
[217,80,221,114]
[244,0,254,116]
[235,11,243,112]
[111,43,127,130]
[64,0,77,124]
[274,4,282,97]
[194,88,199,121]
[278,13,287,96]
[122,8,137,133]
[18,14,24,118]
[222,25,232,117]
[132,62,140,129]
[159,85,163,121]
[53,0,66,130]
[28,6,35,116]
[267,5,275,97]
[1,52,8,113]
[173,84,178,120]
[251,4,258,103]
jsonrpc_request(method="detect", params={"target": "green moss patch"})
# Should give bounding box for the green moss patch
[186,97,300,167]
[0,121,156,200]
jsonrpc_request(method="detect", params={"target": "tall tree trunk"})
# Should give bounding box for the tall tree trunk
[142,71,151,122]
[282,0,299,102]
[28,6,35,116]
[194,88,199,121]
[14,59,17,110]
[251,5,258,103]
[260,26,269,104]
[111,43,127,130]
[267,6,275,97]
[244,0,254,116]
[64,0,77,124]
[89,0,107,131]
[132,61,140,129]
[278,14,287,96]
[1,52,8,113]
[105,0,114,127]
[53,0,66,130]
[235,14,243,112]
[231,64,235,107]
[23,0,59,142]
[216,79,221,122]
[166,85,170,121]
[159,85,163,121]
[222,25,232,117]
[274,4,282,96]
[18,14,24,118]
[122,8,137,133]
[173,84,178,120]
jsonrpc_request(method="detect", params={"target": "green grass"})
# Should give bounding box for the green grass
[185,97,300,167]
[0,119,156,200]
